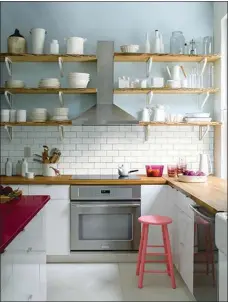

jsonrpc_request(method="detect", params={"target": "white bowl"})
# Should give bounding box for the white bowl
[185,112,210,118]
[53,108,69,115]
[52,116,69,121]
[5,80,25,88]
[120,45,139,53]
[32,108,47,113]
[40,78,59,82]
[68,72,90,77]
[68,79,89,88]
[178,175,207,183]
[166,80,181,89]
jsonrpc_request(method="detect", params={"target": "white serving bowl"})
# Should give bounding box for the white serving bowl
[32,108,47,113]
[51,115,69,121]
[120,45,139,53]
[178,175,207,183]
[166,80,181,89]
[53,108,69,116]
[68,72,90,77]
[5,80,25,88]
[185,112,210,118]
[68,79,89,88]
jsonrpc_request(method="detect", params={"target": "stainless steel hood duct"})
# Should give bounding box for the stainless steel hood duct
[72,41,138,125]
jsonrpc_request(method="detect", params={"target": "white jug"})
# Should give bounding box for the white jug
[166,65,181,81]
[199,153,212,176]
[30,28,46,54]
[152,105,166,122]
[140,107,151,122]
[65,37,87,54]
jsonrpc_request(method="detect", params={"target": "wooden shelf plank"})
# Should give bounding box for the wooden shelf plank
[0,121,72,126]
[0,88,97,94]
[0,53,97,62]
[114,53,221,62]
[139,121,222,126]
[114,88,219,94]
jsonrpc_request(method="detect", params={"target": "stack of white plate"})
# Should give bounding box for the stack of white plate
[68,73,90,88]
[39,78,60,88]
[31,108,47,122]
[184,112,211,122]
[5,80,25,88]
[51,107,69,121]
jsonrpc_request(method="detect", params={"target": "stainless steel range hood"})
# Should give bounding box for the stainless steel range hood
[72,41,138,125]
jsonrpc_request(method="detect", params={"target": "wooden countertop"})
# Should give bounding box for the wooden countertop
[1,175,226,213]
[0,175,166,185]
[164,176,227,213]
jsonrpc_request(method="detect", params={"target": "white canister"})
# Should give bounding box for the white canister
[181,79,188,88]
[30,28,46,54]
[5,158,13,176]
[42,164,57,177]
[21,158,28,177]
[151,77,164,88]
[65,37,86,54]
[167,80,181,89]
[1,109,10,122]
[16,110,26,122]
[50,39,59,54]
[9,109,16,122]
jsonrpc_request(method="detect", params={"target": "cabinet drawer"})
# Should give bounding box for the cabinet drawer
[176,191,195,219]
[29,185,69,200]
[0,252,13,292]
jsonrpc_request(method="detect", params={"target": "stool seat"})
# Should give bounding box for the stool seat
[138,215,172,225]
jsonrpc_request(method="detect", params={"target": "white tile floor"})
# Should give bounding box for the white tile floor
[47,263,194,301]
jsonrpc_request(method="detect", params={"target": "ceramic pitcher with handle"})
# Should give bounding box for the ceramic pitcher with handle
[166,65,181,81]
[199,153,212,176]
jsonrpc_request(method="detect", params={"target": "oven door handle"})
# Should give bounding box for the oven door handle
[189,204,215,223]
[72,203,140,208]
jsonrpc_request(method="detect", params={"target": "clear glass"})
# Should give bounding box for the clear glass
[170,31,185,54]
[177,157,187,176]
[167,164,177,177]
[203,36,213,55]
[79,213,132,240]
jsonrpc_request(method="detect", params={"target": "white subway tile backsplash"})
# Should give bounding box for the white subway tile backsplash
[1,126,213,175]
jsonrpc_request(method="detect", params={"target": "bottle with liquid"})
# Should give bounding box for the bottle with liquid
[16,160,22,175]
[5,158,13,176]
[21,158,28,177]
[145,32,150,53]
[153,30,161,53]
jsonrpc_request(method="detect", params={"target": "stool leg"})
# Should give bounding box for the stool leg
[163,225,176,289]
[136,224,145,276]
[162,225,170,276]
[207,225,216,286]
[138,224,149,289]
[204,226,210,275]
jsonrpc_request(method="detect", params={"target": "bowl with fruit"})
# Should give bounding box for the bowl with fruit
[178,170,207,183]
[0,185,22,204]
[145,165,164,177]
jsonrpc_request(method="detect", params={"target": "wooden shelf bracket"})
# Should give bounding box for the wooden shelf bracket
[4,125,13,141]
[4,91,13,108]
[58,91,64,107]
[5,57,12,76]
[144,125,150,142]
[199,125,210,140]
[146,57,153,77]
[58,125,64,140]
[200,91,210,110]
[58,57,64,77]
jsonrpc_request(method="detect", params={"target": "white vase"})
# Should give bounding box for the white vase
[30,28,46,54]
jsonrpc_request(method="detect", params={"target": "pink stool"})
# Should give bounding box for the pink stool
[136,215,176,289]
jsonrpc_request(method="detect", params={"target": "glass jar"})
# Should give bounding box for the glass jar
[203,36,213,55]
[170,31,185,54]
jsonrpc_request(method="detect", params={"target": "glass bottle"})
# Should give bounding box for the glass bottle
[203,36,213,55]
[170,31,185,54]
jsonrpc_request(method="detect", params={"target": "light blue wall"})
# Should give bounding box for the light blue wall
[0,1,214,119]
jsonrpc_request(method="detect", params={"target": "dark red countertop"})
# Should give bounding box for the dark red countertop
[0,195,50,253]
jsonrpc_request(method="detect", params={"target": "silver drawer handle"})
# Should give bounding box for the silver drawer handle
[74,203,140,208]
[28,294,33,301]
[27,247,32,253]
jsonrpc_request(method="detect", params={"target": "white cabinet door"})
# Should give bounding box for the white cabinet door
[0,250,13,292]
[29,185,69,200]
[46,199,70,255]
[178,208,194,294]
[141,185,173,249]
[0,277,14,301]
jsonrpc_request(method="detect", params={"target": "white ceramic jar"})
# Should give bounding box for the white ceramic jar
[30,28,46,54]
[1,109,10,122]
[65,37,86,54]
[50,39,59,54]
[16,110,26,122]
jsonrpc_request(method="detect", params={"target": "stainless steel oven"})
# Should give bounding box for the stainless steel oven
[70,185,141,251]
[190,204,218,301]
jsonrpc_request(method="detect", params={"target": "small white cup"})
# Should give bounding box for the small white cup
[26,172,35,179]
[9,109,17,122]
[1,109,10,122]
[16,110,27,122]
[167,80,181,89]
[181,79,188,88]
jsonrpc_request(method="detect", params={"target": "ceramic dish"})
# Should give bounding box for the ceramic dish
[184,117,212,122]
[178,175,207,183]
[185,112,210,118]
[120,45,139,53]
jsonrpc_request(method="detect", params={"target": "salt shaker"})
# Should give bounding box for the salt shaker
[50,39,59,54]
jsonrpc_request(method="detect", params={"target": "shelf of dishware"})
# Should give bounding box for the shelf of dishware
[114,88,219,94]
[0,53,220,63]
[114,53,221,62]
[0,120,72,126]
[0,88,97,94]
[0,53,97,62]
[139,121,222,126]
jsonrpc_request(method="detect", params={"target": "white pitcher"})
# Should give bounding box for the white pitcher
[30,28,46,54]
[65,37,87,54]
[166,65,181,81]
[199,153,212,176]
[140,107,152,122]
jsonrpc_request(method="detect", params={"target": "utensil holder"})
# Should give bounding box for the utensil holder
[42,164,57,177]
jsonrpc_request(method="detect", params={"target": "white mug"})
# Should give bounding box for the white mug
[1,109,10,122]
[9,109,16,122]
[26,172,35,179]
[16,110,26,122]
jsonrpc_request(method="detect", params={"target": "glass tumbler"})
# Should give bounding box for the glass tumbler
[167,164,177,177]
[203,36,213,55]
[170,31,185,54]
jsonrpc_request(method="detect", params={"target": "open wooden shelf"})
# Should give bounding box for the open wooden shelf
[114,53,221,62]
[0,53,97,62]
[139,121,222,126]
[114,88,219,94]
[0,121,72,126]
[0,88,97,94]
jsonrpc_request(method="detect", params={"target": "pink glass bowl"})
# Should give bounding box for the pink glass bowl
[145,165,164,177]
